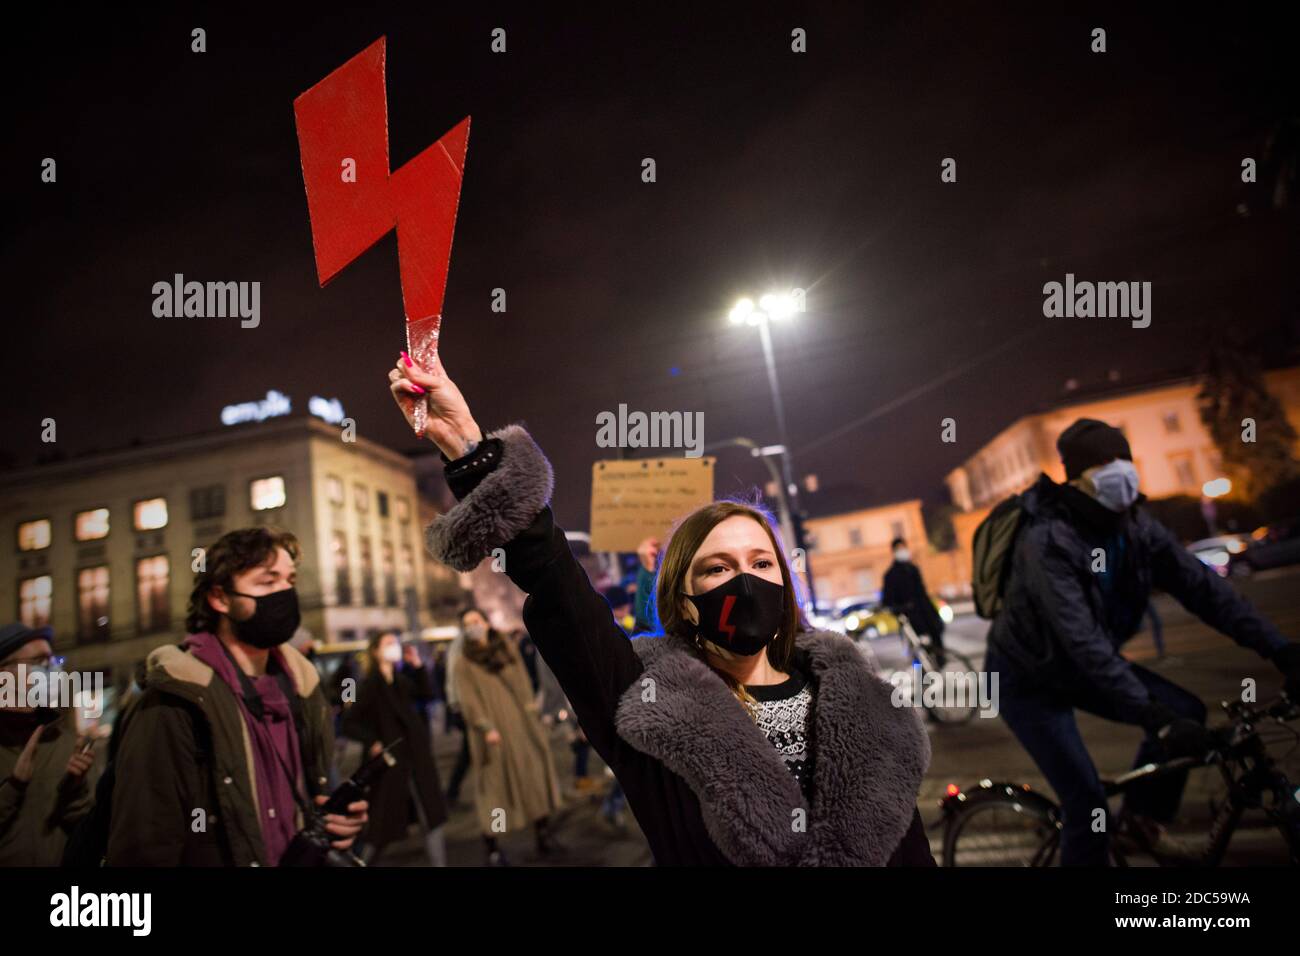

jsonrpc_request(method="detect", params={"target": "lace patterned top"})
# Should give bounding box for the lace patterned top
[746,666,815,800]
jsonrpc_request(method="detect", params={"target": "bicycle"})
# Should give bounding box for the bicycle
[938,695,1300,866]
[878,612,980,725]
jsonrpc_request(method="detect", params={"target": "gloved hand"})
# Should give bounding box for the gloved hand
[1269,643,1300,703]
[1139,703,1214,761]
[1156,718,1216,761]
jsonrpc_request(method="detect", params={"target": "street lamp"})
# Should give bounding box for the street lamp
[727,289,817,607]
[1201,477,1232,537]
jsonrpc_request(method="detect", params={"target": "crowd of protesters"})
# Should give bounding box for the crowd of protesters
[0,522,644,868]
[5,397,1298,868]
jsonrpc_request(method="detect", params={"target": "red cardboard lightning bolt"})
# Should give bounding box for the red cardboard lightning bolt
[293,36,469,435]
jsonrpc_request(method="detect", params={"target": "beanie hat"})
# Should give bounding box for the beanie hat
[1057,418,1132,480]
[0,622,54,663]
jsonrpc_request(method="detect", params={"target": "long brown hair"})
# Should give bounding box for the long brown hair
[654,499,808,710]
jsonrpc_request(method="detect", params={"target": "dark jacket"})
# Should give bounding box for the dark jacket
[881,560,945,638]
[341,664,447,846]
[989,474,1288,723]
[0,711,94,866]
[424,425,935,866]
[105,641,333,867]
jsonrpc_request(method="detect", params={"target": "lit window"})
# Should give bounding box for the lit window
[251,476,287,511]
[134,498,168,531]
[19,575,53,628]
[327,475,344,505]
[396,497,411,523]
[354,484,369,512]
[400,543,414,585]
[78,566,110,642]
[18,519,51,551]
[136,555,170,632]
[75,508,110,541]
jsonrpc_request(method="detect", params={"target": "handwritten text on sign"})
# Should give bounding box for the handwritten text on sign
[589,458,715,553]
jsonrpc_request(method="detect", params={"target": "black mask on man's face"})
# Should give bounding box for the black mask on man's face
[685,572,785,656]
[225,588,301,649]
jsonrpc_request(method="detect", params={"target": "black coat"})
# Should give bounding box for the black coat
[341,665,447,846]
[989,474,1288,722]
[425,425,936,866]
[881,560,945,638]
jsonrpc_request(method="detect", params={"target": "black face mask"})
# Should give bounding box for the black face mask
[686,572,785,656]
[226,588,301,649]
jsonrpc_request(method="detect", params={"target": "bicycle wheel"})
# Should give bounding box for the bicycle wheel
[922,651,980,725]
[943,795,1060,866]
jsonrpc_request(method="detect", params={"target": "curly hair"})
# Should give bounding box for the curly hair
[185,527,300,634]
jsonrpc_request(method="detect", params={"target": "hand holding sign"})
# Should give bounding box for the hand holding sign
[388,353,482,461]
[294,36,470,436]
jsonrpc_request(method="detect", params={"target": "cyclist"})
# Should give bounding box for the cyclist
[985,417,1300,865]
[882,537,947,667]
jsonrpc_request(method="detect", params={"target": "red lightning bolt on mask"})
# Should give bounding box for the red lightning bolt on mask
[293,36,469,436]
[716,595,738,644]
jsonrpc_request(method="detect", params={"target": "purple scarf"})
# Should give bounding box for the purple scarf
[186,632,304,865]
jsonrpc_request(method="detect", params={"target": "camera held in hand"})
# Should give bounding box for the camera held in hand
[278,737,402,867]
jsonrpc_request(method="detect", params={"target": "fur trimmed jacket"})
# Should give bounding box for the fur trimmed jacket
[427,425,935,866]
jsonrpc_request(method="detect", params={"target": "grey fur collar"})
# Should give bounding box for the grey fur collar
[615,630,930,866]
[424,424,554,572]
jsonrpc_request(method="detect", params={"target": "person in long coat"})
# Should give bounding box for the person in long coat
[342,632,448,866]
[454,608,562,866]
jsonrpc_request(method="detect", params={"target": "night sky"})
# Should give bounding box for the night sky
[5,3,1297,530]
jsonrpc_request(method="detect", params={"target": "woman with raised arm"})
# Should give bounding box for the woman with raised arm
[387,353,935,866]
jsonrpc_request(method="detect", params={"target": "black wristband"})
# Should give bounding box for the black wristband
[444,437,504,500]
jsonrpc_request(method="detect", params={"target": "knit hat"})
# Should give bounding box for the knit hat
[0,622,54,663]
[1057,418,1132,480]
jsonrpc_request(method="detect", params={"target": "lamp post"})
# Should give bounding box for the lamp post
[728,292,818,608]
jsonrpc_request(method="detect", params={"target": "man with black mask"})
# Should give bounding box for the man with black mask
[107,527,367,866]
[986,418,1300,865]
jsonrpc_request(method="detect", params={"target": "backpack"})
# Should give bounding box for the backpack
[971,494,1028,619]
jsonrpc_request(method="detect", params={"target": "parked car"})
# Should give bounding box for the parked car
[1187,535,1248,578]
[837,597,953,639]
[1232,517,1300,576]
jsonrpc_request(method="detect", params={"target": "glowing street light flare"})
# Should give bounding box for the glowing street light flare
[763,293,797,320]
[1202,477,1232,498]
[729,297,755,325]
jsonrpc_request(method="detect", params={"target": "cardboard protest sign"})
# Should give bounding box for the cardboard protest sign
[589,458,716,553]
[293,36,470,435]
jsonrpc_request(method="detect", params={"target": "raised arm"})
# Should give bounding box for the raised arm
[388,355,644,762]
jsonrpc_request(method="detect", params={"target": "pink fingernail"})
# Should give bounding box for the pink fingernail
[401,351,412,367]
[410,384,425,394]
